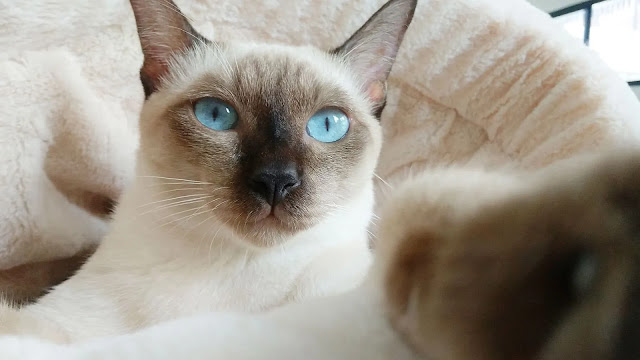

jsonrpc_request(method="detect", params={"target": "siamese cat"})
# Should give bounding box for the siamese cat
[0,148,638,360]
[0,0,417,342]
[382,148,640,360]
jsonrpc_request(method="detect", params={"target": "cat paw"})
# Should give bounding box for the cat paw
[377,147,640,360]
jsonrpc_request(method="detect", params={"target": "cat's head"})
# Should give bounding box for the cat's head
[377,148,640,360]
[128,0,416,247]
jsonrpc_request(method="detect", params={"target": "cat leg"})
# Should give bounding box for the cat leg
[0,147,106,271]
[0,182,90,342]
[31,176,107,261]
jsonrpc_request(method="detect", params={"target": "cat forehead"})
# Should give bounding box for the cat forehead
[166,42,366,105]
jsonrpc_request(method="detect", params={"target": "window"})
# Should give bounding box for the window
[552,0,640,84]
[555,9,587,41]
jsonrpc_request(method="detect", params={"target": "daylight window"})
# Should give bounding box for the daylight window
[555,9,587,41]
[553,0,640,83]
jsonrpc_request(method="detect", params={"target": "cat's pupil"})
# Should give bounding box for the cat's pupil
[325,117,330,132]
[212,106,219,121]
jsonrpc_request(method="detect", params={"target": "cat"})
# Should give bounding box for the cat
[0,0,417,343]
[0,147,638,360]
[384,147,640,360]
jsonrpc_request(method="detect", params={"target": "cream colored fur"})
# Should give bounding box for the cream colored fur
[2,0,640,302]
[0,171,373,342]
[3,147,639,359]
[0,48,376,344]
[0,0,423,341]
[0,163,524,360]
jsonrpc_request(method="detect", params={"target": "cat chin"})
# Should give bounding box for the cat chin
[240,234,291,249]
[208,199,323,248]
[225,214,311,248]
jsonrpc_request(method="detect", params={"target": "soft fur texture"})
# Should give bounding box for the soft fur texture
[0,0,418,342]
[382,148,640,360]
[2,0,640,301]
[1,147,639,359]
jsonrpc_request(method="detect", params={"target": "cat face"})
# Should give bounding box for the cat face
[129,0,416,247]
[378,148,640,360]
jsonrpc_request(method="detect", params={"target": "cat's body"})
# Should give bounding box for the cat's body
[0,0,417,343]
[0,167,373,342]
[2,147,639,359]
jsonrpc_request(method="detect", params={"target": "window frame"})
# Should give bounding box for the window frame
[550,0,639,85]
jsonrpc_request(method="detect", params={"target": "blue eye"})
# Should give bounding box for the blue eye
[306,108,350,143]
[193,97,238,131]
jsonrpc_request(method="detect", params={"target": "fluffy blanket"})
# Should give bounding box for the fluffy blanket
[0,0,639,299]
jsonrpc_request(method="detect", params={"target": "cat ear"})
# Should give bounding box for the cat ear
[129,0,208,98]
[332,0,417,116]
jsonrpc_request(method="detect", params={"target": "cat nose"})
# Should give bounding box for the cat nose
[249,163,301,207]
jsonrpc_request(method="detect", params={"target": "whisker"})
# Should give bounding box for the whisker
[153,187,207,196]
[165,24,208,48]
[138,186,228,208]
[208,221,228,262]
[137,193,209,208]
[176,198,222,228]
[138,196,212,216]
[169,198,229,233]
[146,182,213,186]
[184,208,219,236]
[374,172,393,190]
[197,213,220,254]
[244,210,255,228]
[156,0,207,51]
[138,175,213,184]
[163,199,223,231]
[151,200,218,229]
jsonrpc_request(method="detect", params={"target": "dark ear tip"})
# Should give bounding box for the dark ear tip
[378,0,418,28]
[402,0,419,32]
[408,0,419,13]
[130,0,210,100]
[373,97,388,120]
[392,0,419,19]
[139,69,155,99]
[386,0,418,10]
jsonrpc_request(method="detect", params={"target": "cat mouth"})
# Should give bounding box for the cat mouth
[252,204,291,224]
[227,209,300,248]
[213,193,314,243]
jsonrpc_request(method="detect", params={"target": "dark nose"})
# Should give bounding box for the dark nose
[249,163,301,207]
